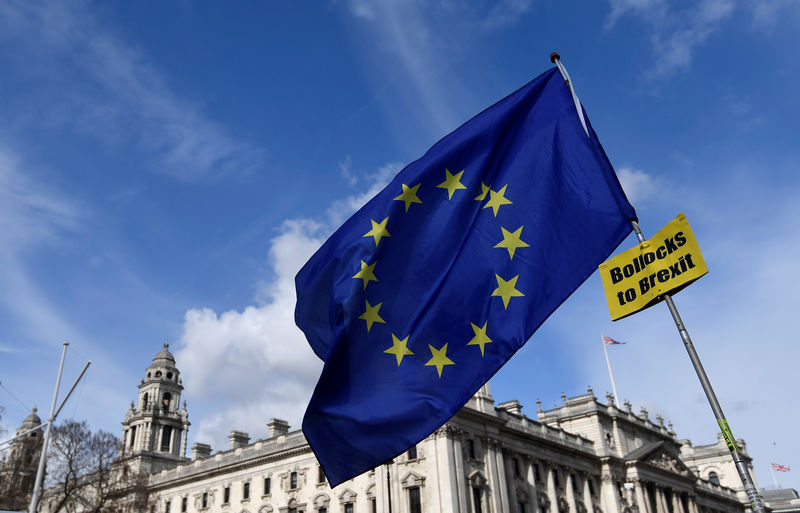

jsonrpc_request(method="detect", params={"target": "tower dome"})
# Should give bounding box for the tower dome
[150,341,176,366]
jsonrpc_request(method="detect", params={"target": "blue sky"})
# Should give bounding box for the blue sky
[1,0,798,491]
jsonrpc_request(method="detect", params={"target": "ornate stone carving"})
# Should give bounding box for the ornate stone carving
[647,451,691,477]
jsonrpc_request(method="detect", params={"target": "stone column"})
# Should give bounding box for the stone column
[657,486,669,513]
[181,426,189,458]
[600,473,620,513]
[453,434,468,513]
[375,464,388,513]
[526,457,540,513]
[671,491,683,513]
[565,472,578,513]
[582,474,595,513]
[434,427,459,512]
[485,439,504,513]
[687,495,700,513]
[496,446,510,513]
[635,483,649,513]
[547,466,559,513]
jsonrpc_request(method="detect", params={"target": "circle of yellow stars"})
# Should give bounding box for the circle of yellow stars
[352,169,530,378]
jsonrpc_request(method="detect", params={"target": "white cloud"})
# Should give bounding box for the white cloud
[616,165,658,204]
[605,0,734,81]
[174,166,399,450]
[0,1,263,181]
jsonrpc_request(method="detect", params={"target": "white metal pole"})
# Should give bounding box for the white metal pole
[550,53,765,513]
[770,465,779,489]
[29,342,68,513]
[601,334,620,406]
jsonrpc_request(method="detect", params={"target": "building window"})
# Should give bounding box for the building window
[467,439,476,459]
[409,486,422,513]
[552,469,560,489]
[129,426,136,447]
[289,508,297,513]
[290,471,298,489]
[513,458,521,478]
[166,501,171,513]
[318,465,326,484]
[264,477,271,495]
[202,492,208,509]
[708,471,720,485]
[181,497,187,512]
[407,445,418,460]
[371,498,377,513]
[344,503,354,513]
[571,474,580,494]
[320,508,327,513]
[518,502,526,513]
[143,393,149,409]
[533,463,541,483]
[243,481,250,500]
[161,426,172,452]
[224,486,230,504]
[472,487,483,513]
[162,392,172,410]
[588,477,596,497]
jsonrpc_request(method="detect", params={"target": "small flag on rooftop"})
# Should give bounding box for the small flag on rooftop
[771,463,791,472]
[602,335,626,345]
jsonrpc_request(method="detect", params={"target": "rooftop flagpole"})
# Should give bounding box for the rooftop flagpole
[551,53,766,513]
[600,334,620,406]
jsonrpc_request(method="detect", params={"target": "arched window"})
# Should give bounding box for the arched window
[142,393,149,410]
[162,392,172,410]
[708,471,720,485]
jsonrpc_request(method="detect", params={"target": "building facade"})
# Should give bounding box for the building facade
[35,344,760,513]
[0,408,44,511]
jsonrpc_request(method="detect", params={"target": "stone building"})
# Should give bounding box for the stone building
[0,408,44,511]
[35,343,760,513]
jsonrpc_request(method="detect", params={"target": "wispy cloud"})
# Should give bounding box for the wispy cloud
[0,148,84,345]
[606,0,734,81]
[0,1,263,181]
[342,0,533,136]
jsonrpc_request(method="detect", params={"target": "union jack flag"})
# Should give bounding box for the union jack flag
[772,463,791,472]
[602,335,626,345]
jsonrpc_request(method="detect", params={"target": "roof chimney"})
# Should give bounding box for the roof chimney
[268,418,290,438]
[191,442,212,460]
[228,431,250,450]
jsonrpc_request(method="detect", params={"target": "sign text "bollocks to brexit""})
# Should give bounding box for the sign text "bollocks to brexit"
[599,213,708,321]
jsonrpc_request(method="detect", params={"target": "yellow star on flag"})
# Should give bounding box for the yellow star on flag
[353,260,378,290]
[384,333,414,366]
[358,300,386,331]
[491,274,524,309]
[363,217,391,246]
[425,343,455,378]
[393,183,423,212]
[494,226,530,260]
[474,182,490,201]
[467,321,493,356]
[483,184,512,217]
[437,169,467,199]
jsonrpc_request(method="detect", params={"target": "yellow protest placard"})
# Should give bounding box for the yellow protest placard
[599,213,708,321]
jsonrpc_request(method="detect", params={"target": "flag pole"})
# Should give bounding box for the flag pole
[601,334,620,406]
[770,464,779,489]
[550,53,766,513]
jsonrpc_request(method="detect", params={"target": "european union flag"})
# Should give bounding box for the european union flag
[295,67,636,486]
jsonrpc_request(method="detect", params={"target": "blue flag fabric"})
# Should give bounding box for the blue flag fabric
[295,67,636,486]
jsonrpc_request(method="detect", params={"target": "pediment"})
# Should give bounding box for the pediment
[625,441,694,478]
